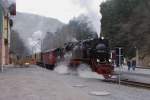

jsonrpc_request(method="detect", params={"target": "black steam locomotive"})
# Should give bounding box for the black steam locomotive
[34,38,114,79]
[63,38,114,79]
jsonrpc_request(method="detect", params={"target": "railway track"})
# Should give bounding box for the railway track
[136,67,150,69]
[120,80,150,89]
[103,79,150,89]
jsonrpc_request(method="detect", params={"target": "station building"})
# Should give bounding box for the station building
[0,0,16,67]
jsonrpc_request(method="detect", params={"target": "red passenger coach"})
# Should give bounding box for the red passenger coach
[49,51,57,65]
[42,48,63,70]
[42,51,56,70]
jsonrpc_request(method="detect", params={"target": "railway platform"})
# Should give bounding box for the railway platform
[114,65,150,84]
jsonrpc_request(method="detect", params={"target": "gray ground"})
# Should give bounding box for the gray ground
[0,65,150,100]
[115,66,150,83]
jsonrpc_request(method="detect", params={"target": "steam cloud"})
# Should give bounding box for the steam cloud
[73,0,102,37]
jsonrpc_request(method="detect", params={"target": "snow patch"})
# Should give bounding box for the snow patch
[72,84,87,88]
[89,91,110,96]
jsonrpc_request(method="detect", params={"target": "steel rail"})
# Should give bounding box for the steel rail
[102,79,150,89]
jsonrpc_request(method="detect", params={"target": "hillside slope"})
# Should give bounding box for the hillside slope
[101,0,150,66]
[12,12,64,46]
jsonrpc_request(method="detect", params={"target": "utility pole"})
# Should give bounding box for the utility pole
[118,47,122,85]
[136,47,139,66]
[38,38,46,69]
[32,45,35,55]
[116,47,123,85]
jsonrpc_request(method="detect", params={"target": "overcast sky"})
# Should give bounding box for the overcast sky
[17,0,104,52]
[17,0,103,23]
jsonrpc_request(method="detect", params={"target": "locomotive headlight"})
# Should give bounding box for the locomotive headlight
[109,59,112,62]
[101,36,104,40]
[97,59,100,63]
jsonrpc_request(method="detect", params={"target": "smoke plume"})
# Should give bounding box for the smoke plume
[73,0,102,37]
